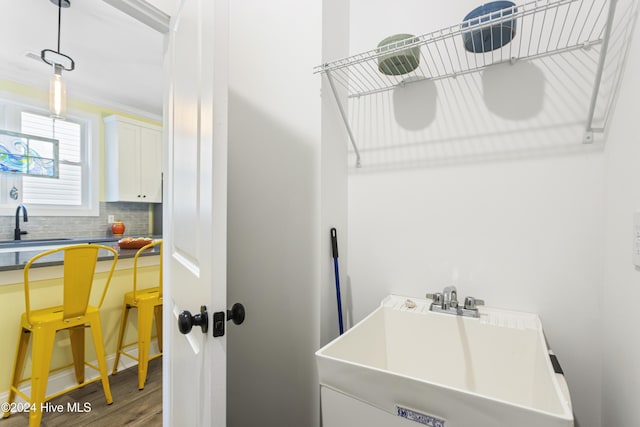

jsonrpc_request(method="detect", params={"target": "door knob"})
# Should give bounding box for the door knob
[178,305,208,334]
[227,303,245,325]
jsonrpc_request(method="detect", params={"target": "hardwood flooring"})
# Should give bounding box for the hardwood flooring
[1,358,162,426]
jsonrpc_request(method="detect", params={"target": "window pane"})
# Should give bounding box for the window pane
[21,113,80,163]
[28,139,55,160]
[23,164,82,205]
[21,112,82,206]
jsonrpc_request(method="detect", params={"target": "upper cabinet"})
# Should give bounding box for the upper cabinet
[104,115,162,203]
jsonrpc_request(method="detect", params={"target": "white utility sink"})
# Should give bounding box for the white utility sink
[316,295,573,427]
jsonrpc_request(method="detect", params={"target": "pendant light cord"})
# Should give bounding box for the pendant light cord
[57,1,62,53]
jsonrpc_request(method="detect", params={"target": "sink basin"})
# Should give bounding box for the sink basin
[316,295,573,427]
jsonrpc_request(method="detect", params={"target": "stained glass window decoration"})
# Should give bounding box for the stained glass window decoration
[0,129,59,178]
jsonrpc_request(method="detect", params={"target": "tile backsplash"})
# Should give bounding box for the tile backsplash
[0,202,155,240]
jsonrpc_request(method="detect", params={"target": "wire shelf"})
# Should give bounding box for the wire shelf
[316,0,624,167]
[316,0,611,98]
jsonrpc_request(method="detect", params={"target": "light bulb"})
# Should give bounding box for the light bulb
[49,64,66,119]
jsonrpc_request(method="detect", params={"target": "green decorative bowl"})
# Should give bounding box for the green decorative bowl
[377,34,420,76]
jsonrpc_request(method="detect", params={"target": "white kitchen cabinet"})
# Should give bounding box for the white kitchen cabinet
[104,115,162,203]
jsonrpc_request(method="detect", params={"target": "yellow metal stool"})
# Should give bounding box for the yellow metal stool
[2,244,118,427]
[112,240,162,390]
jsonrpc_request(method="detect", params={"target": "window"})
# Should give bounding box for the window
[21,112,82,206]
[0,96,99,216]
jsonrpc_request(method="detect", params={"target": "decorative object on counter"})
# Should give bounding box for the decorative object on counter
[111,220,125,237]
[0,130,59,178]
[462,1,517,53]
[377,33,420,76]
[118,237,153,249]
[41,0,75,119]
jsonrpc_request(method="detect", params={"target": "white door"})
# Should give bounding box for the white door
[163,0,229,426]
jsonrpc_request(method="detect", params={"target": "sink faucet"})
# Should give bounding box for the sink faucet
[426,285,484,318]
[14,204,28,240]
[442,285,458,310]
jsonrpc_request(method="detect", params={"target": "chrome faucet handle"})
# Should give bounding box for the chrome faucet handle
[464,296,485,310]
[426,292,443,306]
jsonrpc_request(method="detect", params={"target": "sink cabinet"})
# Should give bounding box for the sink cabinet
[104,115,162,203]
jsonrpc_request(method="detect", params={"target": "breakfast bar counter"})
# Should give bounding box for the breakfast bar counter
[0,236,162,273]
[0,236,163,396]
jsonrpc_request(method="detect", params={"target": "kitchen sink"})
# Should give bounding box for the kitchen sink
[0,238,122,254]
[0,238,74,253]
[0,238,72,245]
[316,295,573,427]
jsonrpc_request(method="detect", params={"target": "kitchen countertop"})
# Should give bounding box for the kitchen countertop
[0,236,162,272]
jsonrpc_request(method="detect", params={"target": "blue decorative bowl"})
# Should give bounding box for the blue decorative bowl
[462,1,517,53]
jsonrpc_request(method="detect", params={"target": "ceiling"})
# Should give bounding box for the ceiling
[0,0,165,119]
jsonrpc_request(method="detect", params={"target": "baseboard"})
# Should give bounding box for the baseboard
[0,342,161,406]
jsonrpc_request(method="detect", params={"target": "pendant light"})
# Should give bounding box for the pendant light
[41,0,75,119]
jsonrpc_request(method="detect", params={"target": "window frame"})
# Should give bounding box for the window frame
[0,91,99,217]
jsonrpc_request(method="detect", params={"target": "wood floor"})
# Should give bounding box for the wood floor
[1,358,162,427]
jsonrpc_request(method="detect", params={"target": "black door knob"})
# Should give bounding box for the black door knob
[227,303,245,325]
[178,305,209,334]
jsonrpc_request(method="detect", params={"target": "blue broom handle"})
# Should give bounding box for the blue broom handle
[333,258,344,335]
[331,228,344,335]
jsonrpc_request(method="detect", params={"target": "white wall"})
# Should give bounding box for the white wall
[602,3,640,426]
[321,0,351,346]
[224,0,638,425]
[348,154,604,426]
[345,1,624,426]
[226,1,326,426]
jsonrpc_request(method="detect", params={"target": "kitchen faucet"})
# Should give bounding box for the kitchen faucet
[14,204,28,240]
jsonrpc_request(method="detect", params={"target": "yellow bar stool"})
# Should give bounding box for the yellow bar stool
[112,240,162,390]
[3,244,118,427]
